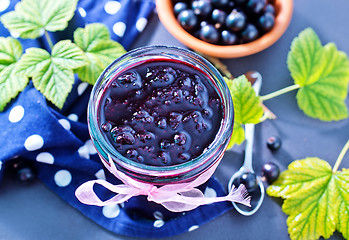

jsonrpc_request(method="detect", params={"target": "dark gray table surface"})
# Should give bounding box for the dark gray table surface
[1,0,349,239]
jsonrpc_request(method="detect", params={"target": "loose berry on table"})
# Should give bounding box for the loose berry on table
[266,136,282,151]
[261,162,280,184]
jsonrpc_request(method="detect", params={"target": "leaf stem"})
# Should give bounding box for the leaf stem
[44,30,53,50]
[260,84,301,101]
[262,104,277,120]
[259,113,269,123]
[333,139,349,172]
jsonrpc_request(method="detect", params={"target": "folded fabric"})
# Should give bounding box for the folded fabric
[0,0,234,238]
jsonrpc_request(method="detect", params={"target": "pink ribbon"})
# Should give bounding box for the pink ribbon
[75,155,251,212]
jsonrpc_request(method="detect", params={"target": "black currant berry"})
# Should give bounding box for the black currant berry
[258,12,275,32]
[211,0,230,8]
[174,2,187,15]
[199,24,219,44]
[17,167,36,183]
[221,30,237,45]
[200,21,209,27]
[177,9,198,31]
[261,162,280,184]
[228,1,235,9]
[247,0,267,14]
[241,23,259,42]
[235,0,247,5]
[7,158,37,184]
[238,172,258,192]
[264,4,276,15]
[211,9,227,25]
[266,136,282,151]
[225,10,246,32]
[192,0,212,17]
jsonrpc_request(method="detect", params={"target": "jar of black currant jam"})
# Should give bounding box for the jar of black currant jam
[88,46,233,187]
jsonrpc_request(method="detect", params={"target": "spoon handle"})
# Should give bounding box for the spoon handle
[241,72,262,173]
[243,123,255,172]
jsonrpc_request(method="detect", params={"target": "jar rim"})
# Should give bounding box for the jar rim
[88,45,233,181]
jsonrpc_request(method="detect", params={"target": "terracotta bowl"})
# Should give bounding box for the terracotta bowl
[156,0,293,58]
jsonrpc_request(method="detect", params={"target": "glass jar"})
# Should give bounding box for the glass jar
[88,46,233,186]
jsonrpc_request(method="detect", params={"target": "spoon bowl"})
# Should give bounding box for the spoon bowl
[228,173,265,216]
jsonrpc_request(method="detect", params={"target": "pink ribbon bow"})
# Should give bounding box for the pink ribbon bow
[75,155,251,212]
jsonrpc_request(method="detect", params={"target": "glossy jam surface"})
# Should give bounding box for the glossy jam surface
[99,59,222,166]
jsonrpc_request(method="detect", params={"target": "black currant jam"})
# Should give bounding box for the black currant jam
[98,59,223,166]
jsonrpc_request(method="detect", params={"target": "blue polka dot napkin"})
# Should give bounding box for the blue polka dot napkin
[0,0,234,238]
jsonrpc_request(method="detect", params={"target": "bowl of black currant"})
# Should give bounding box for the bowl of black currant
[156,0,293,58]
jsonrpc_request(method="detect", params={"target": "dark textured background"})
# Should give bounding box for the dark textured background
[1,0,348,239]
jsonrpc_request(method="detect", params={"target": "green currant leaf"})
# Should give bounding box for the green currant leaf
[15,47,50,76]
[1,0,78,39]
[287,28,325,86]
[226,75,263,124]
[225,75,263,148]
[0,36,22,71]
[267,157,332,198]
[296,43,349,121]
[226,121,245,149]
[73,23,126,84]
[0,64,28,111]
[73,23,110,49]
[51,40,88,69]
[267,158,349,240]
[283,175,337,240]
[335,169,349,240]
[16,40,87,108]
[287,28,349,121]
[0,37,28,111]
[32,60,73,109]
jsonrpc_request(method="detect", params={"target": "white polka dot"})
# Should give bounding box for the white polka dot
[78,7,86,17]
[0,0,10,12]
[95,169,106,180]
[102,204,120,218]
[153,219,165,228]
[77,82,89,96]
[10,31,20,38]
[188,225,199,232]
[58,119,71,130]
[78,145,90,159]
[24,134,44,151]
[54,170,72,187]
[85,140,97,155]
[68,113,78,122]
[136,18,148,32]
[9,105,25,123]
[204,187,217,198]
[153,211,164,220]
[113,22,126,37]
[104,1,121,15]
[36,152,54,164]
